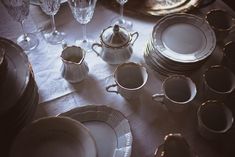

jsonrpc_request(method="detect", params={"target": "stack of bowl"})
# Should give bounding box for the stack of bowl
[0,37,39,156]
[144,13,216,76]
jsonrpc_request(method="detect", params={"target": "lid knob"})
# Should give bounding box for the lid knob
[113,25,120,34]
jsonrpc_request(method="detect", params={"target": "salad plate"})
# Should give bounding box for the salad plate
[60,105,133,157]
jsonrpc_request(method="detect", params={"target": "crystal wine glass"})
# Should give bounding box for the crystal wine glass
[40,0,65,44]
[68,0,97,51]
[112,0,132,30]
[2,0,39,51]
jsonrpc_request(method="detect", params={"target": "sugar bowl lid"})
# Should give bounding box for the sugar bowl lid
[101,25,130,47]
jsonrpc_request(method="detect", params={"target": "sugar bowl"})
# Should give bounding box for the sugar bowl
[92,25,139,64]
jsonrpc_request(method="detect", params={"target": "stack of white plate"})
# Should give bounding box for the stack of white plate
[144,13,216,76]
[0,37,39,156]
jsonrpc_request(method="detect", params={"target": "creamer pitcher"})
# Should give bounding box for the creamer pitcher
[61,45,89,83]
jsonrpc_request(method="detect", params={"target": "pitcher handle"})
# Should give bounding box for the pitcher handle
[92,43,102,56]
[106,84,118,94]
[130,32,139,45]
[152,93,164,102]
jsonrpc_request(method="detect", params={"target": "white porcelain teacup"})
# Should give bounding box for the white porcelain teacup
[202,65,235,101]
[206,9,235,43]
[106,62,148,99]
[152,75,197,112]
[197,100,234,140]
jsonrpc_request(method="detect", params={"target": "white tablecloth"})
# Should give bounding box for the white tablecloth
[0,1,235,156]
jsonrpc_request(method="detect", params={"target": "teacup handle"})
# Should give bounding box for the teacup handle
[106,84,118,94]
[92,43,102,56]
[130,32,139,45]
[152,93,164,102]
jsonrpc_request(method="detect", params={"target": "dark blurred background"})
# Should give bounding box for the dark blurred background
[223,0,235,10]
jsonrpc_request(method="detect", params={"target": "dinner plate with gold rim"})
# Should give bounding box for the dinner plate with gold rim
[152,13,216,63]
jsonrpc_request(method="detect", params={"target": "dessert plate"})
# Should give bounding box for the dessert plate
[60,105,133,157]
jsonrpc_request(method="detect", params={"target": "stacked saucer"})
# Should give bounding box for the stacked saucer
[144,13,216,76]
[0,37,39,156]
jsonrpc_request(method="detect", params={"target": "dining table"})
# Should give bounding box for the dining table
[0,0,235,157]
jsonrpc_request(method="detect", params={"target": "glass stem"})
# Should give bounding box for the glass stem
[51,15,57,33]
[82,24,87,42]
[20,21,28,41]
[120,4,124,19]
